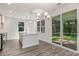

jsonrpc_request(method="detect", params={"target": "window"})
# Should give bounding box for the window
[41,20,45,33]
[37,20,45,33]
[37,21,40,32]
[52,15,60,44]
[52,9,77,50]
[18,22,24,32]
[62,10,77,50]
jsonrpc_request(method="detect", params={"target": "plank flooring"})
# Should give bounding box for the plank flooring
[0,40,79,56]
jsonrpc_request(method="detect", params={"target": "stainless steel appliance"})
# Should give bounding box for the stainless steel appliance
[0,33,7,51]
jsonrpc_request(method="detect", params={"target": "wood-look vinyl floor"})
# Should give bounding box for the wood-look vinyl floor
[0,40,79,56]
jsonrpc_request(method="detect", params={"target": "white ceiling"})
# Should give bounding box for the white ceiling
[0,3,58,19]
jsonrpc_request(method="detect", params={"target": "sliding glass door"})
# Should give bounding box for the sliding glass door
[52,15,60,44]
[52,9,77,50]
[62,10,77,50]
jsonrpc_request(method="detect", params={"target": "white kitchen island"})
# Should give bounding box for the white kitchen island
[19,33,39,48]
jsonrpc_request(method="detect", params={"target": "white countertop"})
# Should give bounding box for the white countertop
[19,32,38,35]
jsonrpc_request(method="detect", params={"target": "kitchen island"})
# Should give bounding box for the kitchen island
[19,33,39,48]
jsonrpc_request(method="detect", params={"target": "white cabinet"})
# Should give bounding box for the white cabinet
[19,33,39,48]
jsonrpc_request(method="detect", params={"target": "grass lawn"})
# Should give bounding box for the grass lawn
[52,35,76,42]
[63,35,77,41]
[52,35,60,44]
[52,35,77,50]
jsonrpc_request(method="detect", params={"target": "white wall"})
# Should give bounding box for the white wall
[0,16,37,40]
[38,18,52,44]
[26,13,37,34]
[27,20,37,34]
[4,17,18,39]
[0,16,27,40]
